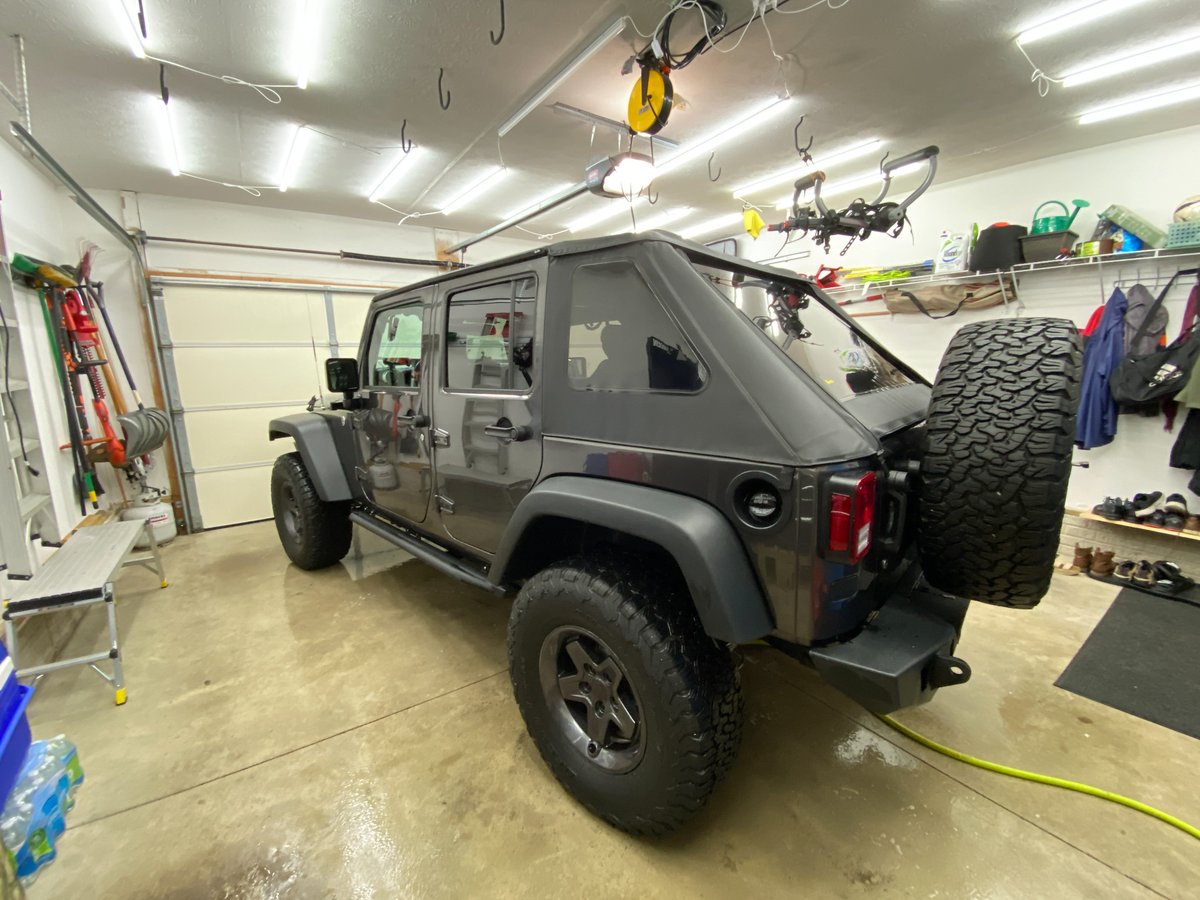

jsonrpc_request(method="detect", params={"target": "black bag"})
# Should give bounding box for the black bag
[1110,269,1200,405]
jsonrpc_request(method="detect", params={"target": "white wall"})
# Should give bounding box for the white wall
[749,123,1200,511]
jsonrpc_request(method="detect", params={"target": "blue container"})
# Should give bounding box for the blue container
[0,643,18,722]
[0,685,33,808]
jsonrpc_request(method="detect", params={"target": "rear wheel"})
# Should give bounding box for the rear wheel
[270,452,352,570]
[919,318,1082,608]
[507,552,743,835]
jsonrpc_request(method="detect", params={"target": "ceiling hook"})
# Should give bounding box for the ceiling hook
[794,119,813,162]
[878,150,891,174]
[400,119,413,153]
[490,0,506,45]
[437,68,451,111]
[707,151,721,182]
[159,63,169,104]
[646,183,660,205]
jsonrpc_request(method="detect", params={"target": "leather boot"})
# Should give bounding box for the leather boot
[1090,549,1116,577]
[1072,545,1094,572]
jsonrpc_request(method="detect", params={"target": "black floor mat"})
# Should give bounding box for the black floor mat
[1056,588,1200,740]
[1085,572,1200,608]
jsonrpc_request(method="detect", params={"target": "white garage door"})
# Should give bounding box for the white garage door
[153,280,378,528]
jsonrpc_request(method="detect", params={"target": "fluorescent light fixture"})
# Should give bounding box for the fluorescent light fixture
[679,212,744,240]
[498,18,627,138]
[730,139,883,197]
[154,97,180,176]
[368,148,420,203]
[1016,0,1151,45]
[586,152,656,198]
[1079,80,1200,124]
[113,0,146,58]
[654,97,793,177]
[772,163,922,210]
[1061,34,1200,87]
[439,166,510,214]
[278,125,313,192]
[569,199,644,233]
[293,0,320,89]
[634,207,692,233]
[502,183,574,220]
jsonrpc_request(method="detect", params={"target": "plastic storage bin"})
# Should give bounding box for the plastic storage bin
[1101,205,1167,249]
[0,685,33,809]
[1020,230,1078,263]
[1167,221,1200,250]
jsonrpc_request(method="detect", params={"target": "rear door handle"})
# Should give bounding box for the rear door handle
[484,423,532,443]
[396,413,429,427]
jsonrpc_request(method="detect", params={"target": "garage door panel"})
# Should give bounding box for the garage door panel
[164,287,325,343]
[173,347,321,407]
[332,293,371,349]
[194,467,274,528]
[185,405,307,469]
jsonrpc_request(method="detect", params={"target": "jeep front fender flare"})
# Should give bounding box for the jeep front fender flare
[491,477,775,643]
[268,413,354,502]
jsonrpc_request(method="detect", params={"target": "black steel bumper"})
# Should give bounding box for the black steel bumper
[809,590,971,714]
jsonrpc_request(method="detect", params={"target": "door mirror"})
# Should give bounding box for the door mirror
[325,358,360,394]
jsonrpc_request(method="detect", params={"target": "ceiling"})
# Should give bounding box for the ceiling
[1,0,1198,252]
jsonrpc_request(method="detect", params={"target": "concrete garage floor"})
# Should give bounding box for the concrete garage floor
[20,521,1199,898]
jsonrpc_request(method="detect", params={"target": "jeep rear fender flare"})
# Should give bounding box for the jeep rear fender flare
[268,413,354,502]
[491,476,775,643]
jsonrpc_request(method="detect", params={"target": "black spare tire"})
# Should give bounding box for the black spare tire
[918,318,1082,608]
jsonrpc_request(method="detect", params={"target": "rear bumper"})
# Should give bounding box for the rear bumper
[808,590,971,714]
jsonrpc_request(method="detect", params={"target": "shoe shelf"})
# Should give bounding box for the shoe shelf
[1065,508,1200,541]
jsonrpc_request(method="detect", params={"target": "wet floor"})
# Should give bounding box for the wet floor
[23,522,1199,898]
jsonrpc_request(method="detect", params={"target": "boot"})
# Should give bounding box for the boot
[1072,545,1094,572]
[1090,549,1116,577]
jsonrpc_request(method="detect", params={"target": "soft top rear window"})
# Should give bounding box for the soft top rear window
[691,261,913,404]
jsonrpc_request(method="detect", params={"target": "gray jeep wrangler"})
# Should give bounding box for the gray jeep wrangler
[268,230,1081,834]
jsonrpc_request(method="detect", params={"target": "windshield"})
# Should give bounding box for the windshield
[692,262,913,403]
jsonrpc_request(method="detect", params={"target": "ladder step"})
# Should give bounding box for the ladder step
[19,493,50,523]
[7,436,38,456]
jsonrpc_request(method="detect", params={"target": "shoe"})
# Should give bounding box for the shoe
[1185,515,1200,532]
[1164,512,1186,532]
[1152,561,1195,592]
[1165,493,1189,515]
[1130,491,1163,517]
[1090,549,1116,577]
[1072,545,1093,572]
[1145,510,1167,528]
[1114,559,1136,580]
[1132,560,1155,585]
[1123,507,1142,524]
[1092,497,1122,520]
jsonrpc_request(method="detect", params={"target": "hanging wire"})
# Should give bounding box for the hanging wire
[1016,43,1063,97]
[179,172,276,196]
[147,54,296,104]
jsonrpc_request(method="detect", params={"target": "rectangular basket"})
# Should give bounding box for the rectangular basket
[1167,220,1200,250]
[1101,204,1167,248]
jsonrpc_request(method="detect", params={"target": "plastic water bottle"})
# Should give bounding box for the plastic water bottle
[0,735,84,886]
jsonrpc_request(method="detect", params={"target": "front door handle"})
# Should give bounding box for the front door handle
[484,422,532,443]
[396,413,429,428]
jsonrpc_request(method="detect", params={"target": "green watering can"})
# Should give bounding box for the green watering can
[1031,198,1089,234]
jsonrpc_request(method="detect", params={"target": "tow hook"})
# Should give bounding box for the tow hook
[926,653,971,689]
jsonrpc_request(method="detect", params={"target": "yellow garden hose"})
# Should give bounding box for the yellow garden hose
[877,715,1200,842]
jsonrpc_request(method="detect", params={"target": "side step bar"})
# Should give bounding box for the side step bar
[348,510,506,596]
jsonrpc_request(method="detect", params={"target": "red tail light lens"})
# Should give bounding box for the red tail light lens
[828,471,876,563]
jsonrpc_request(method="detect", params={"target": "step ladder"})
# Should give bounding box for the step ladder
[0,251,54,594]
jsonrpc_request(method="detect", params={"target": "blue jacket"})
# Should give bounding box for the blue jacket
[1076,287,1128,450]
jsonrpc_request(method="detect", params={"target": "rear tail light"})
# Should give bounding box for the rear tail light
[828,471,876,563]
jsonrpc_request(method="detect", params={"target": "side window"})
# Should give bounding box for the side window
[365,301,423,388]
[446,275,537,391]
[568,260,706,393]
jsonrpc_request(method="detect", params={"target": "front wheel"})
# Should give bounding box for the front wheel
[507,552,743,835]
[270,452,352,570]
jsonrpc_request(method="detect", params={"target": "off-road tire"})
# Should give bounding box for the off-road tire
[919,318,1082,608]
[507,552,743,835]
[270,452,352,570]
